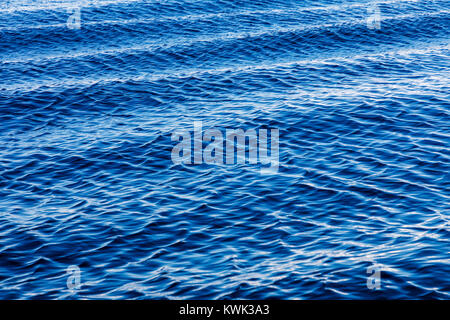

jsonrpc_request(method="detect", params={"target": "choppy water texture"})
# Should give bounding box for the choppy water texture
[0,0,449,299]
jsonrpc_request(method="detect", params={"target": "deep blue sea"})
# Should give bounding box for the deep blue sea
[0,0,449,299]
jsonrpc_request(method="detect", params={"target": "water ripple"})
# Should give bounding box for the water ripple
[0,0,449,299]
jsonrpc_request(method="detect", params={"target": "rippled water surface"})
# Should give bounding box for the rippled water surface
[0,0,449,299]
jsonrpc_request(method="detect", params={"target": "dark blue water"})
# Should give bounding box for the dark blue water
[0,0,449,299]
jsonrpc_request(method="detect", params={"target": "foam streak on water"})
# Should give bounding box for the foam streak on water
[0,0,449,299]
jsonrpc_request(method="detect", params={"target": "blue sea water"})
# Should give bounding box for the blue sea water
[0,0,449,299]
